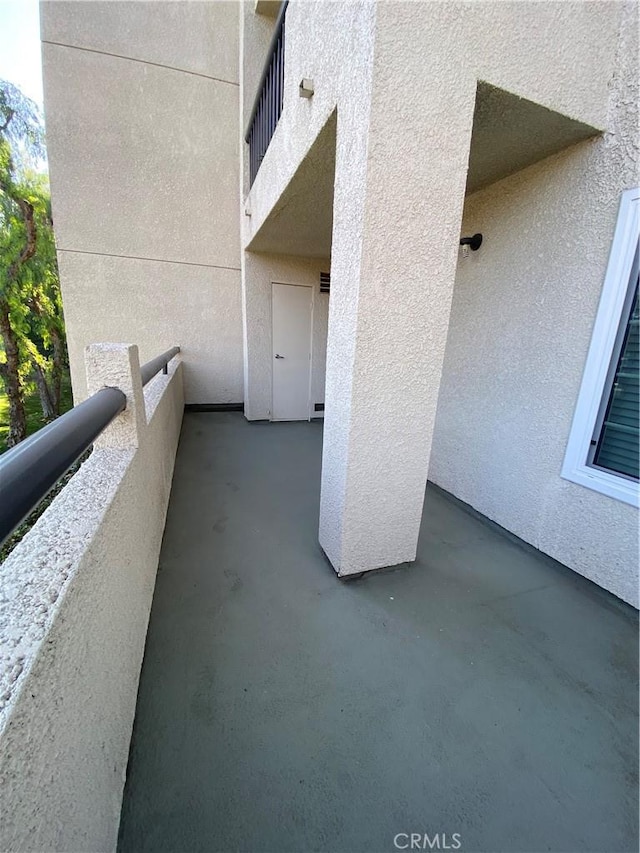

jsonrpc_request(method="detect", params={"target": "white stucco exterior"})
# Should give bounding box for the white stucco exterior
[241,0,636,578]
[430,3,640,607]
[41,1,243,405]
[0,348,184,852]
[2,3,632,850]
[39,0,638,600]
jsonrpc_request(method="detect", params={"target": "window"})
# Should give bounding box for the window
[562,188,640,507]
[590,273,638,479]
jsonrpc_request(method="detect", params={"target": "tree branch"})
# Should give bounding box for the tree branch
[0,107,14,133]
[6,196,37,284]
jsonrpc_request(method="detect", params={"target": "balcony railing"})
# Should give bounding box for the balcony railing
[0,345,180,546]
[245,0,288,186]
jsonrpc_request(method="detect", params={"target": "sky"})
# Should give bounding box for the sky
[0,0,44,107]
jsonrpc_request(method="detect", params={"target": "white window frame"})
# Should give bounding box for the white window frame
[562,188,640,507]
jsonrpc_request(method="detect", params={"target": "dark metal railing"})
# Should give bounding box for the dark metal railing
[140,346,181,386]
[245,0,288,186]
[0,346,180,548]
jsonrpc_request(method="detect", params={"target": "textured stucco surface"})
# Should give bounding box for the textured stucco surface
[58,252,243,405]
[467,82,599,193]
[243,0,378,572]
[431,4,639,607]
[40,0,239,83]
[245,0,627,576]
[243,2,376,251]
[321,5,475,574]
[254,0,279,19]
[244,1,621,249]
[248,112,336,258]
[42,43,239,268]
[42,0,637,592]
[41,0,242,404]
[0,359,184,852]
[242,252,329,421]
[86,344,147,449]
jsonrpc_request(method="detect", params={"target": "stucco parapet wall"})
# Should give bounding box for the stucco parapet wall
[0,447,134,718]
[0,351,183,851]
[0,356,182,727]
[86,342,146,447]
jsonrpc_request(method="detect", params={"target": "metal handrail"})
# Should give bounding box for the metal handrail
[0,388,125,546]
[0,346,180,548]
[141,346,181,386]
[245,0,288,185]
[244,0,289,143]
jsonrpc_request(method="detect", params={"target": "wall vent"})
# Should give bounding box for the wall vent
[320,272,330,293]
[314,402,325,412]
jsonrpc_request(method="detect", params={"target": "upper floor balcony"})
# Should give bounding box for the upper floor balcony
[245,1,287,186]
[241,0,615,260]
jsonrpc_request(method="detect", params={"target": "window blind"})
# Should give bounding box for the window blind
[593,279,639,480]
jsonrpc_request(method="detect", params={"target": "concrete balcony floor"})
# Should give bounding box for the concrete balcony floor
[118,413,638,853]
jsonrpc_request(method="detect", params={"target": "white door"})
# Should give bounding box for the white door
[272,282,312,421]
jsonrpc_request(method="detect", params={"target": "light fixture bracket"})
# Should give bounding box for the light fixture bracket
[459,233,483,251]
[299,78,314,99]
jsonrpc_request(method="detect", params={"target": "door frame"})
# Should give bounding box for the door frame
[270,280,315,422]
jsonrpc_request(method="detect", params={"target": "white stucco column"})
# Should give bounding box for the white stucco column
[319,23,477,576]
[241,251,273,421]
[85,343,146,448]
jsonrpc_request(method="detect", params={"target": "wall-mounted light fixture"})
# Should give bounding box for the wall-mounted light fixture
[299,79,314,99]
[459,233,483,251]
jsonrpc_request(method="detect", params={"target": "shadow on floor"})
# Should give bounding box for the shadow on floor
[118,413,638,853]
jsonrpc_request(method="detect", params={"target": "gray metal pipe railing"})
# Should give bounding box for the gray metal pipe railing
[140,346,181,386]
[245,0,288,185]
[0,346,180,547]
[0,387,125,546]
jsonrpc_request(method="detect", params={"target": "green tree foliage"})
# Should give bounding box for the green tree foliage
[0,79,67,446]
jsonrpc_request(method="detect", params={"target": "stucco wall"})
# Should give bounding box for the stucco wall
[0,358,184,852]
[430,5,639,607]
[41,1,243,404]
[244,1,622,250]
[330,0,627,575]
[242,1,378,570]
[244,0,629,577]
[242,252,329,420]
